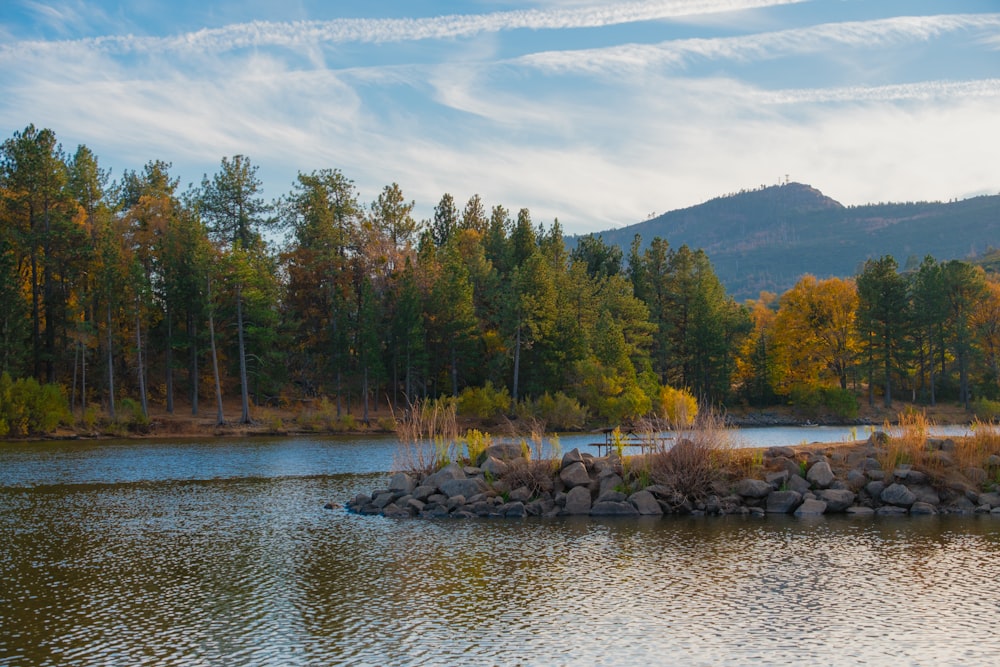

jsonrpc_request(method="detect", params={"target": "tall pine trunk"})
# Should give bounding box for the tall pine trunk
[236,283,250,424]
[107,301,116,419]
[208,276,224,426]
[188,314,198,416]
[136,311,148,418]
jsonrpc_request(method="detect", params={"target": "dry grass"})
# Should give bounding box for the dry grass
[876,410,932,472]
[955,420,1000,472]
[391,398,460,475]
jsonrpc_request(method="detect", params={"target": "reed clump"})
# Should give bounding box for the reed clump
[392,397,459,475]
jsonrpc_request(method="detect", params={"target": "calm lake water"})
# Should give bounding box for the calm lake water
[2,430,998,666]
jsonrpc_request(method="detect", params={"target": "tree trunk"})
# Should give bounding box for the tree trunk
[236,283,250,424]
[136,312,148,418]
[188,313,198,416]
[511,323,521,407]
[165,307,174,414]
[107,301,116,419]
[208,276,224,426]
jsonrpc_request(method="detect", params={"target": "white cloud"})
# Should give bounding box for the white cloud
[2,0,804,61]
[519,13,1000,73]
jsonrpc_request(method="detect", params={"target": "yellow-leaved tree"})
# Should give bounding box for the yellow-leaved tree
[770,275,859,394]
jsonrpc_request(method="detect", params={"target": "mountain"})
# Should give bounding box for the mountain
[576,183,1000,300]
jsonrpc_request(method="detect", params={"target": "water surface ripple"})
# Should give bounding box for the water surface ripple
[1,436,999,666]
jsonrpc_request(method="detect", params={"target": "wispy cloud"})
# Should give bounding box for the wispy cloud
[2,0,803,60]
[519,13,1000,73]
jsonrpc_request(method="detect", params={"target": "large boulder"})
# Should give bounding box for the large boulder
[816,488,856,513]
[440,477,488,499]
[560,461,592,489]
[564,485,592,515]
[476,443,525,466]
[979,492,1000,508]
[388,472,417,494]
[766,490,803,514]
[561,447,584,468]
[591,501,640,517]
[880,483,917,508]
[423,462,466,490]
[628,490,663,515]
[480,456,509,479]
[735,478,772,499]
[794,498,828,516]
[806,461,835,489]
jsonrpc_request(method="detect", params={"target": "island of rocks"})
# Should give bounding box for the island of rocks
[344,437,1000,519]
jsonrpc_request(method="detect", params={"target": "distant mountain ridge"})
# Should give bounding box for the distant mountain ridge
[577,182,1000,299]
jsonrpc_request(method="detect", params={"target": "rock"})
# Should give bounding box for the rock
[412,485,436,502]
[628,490,663,515]
[787,474,811,495]
[947,496,977,513]
[597,490,628,503]
[383,503,411,518]
[766,446,796,459]
[445,495,467,511]
[876,505,909,516]
[846,470,867,490]
[480,456,509,478]
[440,477,487,499]
[806,461,835,489]
[880,483,917,508]
[423,462,466,490]
[372,491,396,509]
[979,492,1000,508]
[559,461,592,489]
[564,485,592,515]
[900,468,928,485]
[477,443,525,466]
[590,501,640,516]
[500,501,527,518]
[388,472,417,494]
[910,501,937,515]
[863,457,882,471]
[765,470,789,488]
[766,490,803,514]
[989,454,1000,467]
[816,489,856,513]
[794,499,827,516]
[599,473,624,497]
[866,469,885,481]
[910,485,941,506]
[864,480,885,499]
[561,447,584,468]
[406,498,426,513]
[735,478,772,499]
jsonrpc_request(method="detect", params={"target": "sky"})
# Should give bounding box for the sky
[1,0,998,235]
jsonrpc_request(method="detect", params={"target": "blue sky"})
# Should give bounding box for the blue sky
[2,0,998,234]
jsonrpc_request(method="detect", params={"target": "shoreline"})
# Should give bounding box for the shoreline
[345,432,1000,520]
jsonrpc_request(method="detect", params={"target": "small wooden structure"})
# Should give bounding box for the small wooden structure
[588,427,672,457]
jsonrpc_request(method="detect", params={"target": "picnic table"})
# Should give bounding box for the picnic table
[587,427,672,456]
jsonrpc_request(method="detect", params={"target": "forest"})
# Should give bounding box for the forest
[2,124,1000,436]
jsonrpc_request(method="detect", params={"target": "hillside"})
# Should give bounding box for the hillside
[578,183,1000,299]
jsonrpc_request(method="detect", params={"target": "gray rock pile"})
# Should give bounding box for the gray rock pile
[343,439,1000,519]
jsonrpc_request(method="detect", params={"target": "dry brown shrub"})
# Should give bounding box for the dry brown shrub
[649,410,732,505]
[502,458,557,498]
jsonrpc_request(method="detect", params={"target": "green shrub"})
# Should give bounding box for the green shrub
[789,385,858,420]
[457,382,511,420]
[117,397,150,433]
[516,392,588,431]
[972,398,1000,421]
[0,372,71,436]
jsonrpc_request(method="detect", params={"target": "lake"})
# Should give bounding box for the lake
[2,430,998,666]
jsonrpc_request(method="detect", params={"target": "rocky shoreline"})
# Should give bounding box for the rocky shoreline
[344,437,1000,519]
